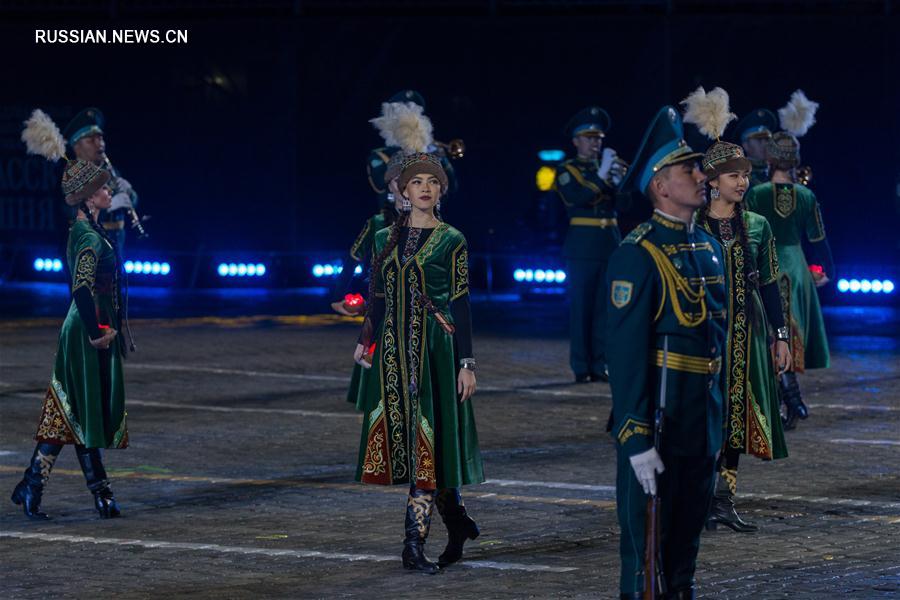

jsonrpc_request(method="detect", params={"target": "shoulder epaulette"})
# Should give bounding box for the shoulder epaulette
[623,222,653,244]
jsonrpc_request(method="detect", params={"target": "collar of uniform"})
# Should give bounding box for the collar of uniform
[575,156,598,165]
[653,208,695,234]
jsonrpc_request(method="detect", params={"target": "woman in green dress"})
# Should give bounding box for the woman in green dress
[353,152,484,573]
[683,88,791,533]
[10,154,128,520]
[745,130,833,429]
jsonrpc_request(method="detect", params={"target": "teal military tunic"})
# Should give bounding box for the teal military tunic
[607,210,727,595]
[555,157,623,377]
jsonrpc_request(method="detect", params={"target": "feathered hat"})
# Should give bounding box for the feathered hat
[768,90,818,168]
[370,101,435,184]
[21,109,110,206]
[681,86,750,178]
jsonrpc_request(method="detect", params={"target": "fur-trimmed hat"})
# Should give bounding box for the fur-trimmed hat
[397,152,448,192]
[766,132,801,169]
[62,159,111,205]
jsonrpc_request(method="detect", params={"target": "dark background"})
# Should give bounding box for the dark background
[2,1,898,274]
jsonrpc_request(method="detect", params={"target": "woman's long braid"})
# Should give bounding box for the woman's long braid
[79,200,134,356]
[365,210,409,320]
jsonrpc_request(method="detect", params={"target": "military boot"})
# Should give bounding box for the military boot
[75,446,121,518]
[10,442,63,520]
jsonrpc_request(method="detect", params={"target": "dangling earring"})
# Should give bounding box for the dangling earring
[710,187,720,200]
[436,199,441,211]
[401,195,412,212]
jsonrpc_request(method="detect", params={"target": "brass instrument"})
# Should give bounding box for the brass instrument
[102,154,149,239]
[795,165,813,186]
[434,138,465,160]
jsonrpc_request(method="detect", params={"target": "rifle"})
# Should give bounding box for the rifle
[643,336,668,599]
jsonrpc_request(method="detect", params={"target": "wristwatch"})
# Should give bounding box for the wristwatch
[776,326,790,342]
[459,358,476,371]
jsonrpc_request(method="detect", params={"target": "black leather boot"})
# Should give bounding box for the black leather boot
[435,488,480,567]
[75,446,121,518]
[401,487,438,574]
[10,442,63,520]
[779,371,808,430]
[706,468,757,533]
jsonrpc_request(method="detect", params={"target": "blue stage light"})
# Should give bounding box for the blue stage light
[134,262,144,274]
[228,263,238,276]
[324,265,335,276]
[534,270,546,282]
[884,280,895,293]
[218,263,228,277]
[247,264,257,276]
[161,263,171,275]
[52,259,63,272]
[513,269,525,282]
[33,258,44,271]
[860,279,872,293]
[256,264,266,276]
[354,265,363,275]
[524,269,534,282]
[837,278,849,292]
[849,279,861,292]
[538,149,566,162]
[237,264,247,276]
[871,280,883,293]
[151,262,161,275]
[555,270,566,283]
[312,264,324,277]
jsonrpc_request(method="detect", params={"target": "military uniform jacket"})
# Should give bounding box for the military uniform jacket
[555,157,623,259]
[607,211,728,458]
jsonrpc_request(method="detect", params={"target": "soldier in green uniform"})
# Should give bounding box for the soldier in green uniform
[730,108,777,187]
[555,106,627,383]
[608,106,728,599]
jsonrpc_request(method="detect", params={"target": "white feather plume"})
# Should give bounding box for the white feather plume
[778,89,818,137]
[369,102,434,153]
[680,86,736,141]
[21,109,67,162]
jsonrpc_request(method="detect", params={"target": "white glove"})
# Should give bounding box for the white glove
[598,147,617,182]
[629,447,665,496]
[109,192,133,211]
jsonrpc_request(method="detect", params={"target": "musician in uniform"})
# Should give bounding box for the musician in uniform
[729,108,777,187]
[554,106,627,383]
[63,108,140,251]
[608,106,728,599]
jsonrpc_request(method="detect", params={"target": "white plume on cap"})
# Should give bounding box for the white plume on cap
[21,109,67,162]
[369,101,434,153]
[779,89,818,137]
[680,86,737,141]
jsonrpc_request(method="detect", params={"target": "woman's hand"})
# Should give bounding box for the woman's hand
[814,273,830,288]
[354,343,372,369]
[457,369,476,403]
[89,328,117,350]
[774,340,792,375]
[331,301,354,316]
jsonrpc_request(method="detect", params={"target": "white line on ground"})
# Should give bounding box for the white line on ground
[128,362,610,398]
[485,479,616,492]
[128,400,361,419]
[740,492,900,510]
[808,403,900,412]
[0,531,577,573]
[829,438,900,446]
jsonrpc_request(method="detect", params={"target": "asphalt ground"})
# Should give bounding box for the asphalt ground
[0,306,898,599]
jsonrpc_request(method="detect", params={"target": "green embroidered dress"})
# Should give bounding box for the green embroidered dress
[35,220,128,449]
[745,182,830,370]
[355,222,483,490]
[700,211,788,460]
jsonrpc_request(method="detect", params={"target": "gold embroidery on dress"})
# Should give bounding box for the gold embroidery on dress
[363,427,387,476]
[451,243,469,301]
[727,242,750,451]
[350,220,371,261]
[809,203,827,242]
[774,184,795,218]
[72,249,98,294]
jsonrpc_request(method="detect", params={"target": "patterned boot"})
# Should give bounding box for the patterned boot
[706,467,757,533]
[401,487,438,574]
[10,442,63,520]
[75,446,121,518]
[435,488,480,567]
[780,371,808,430]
